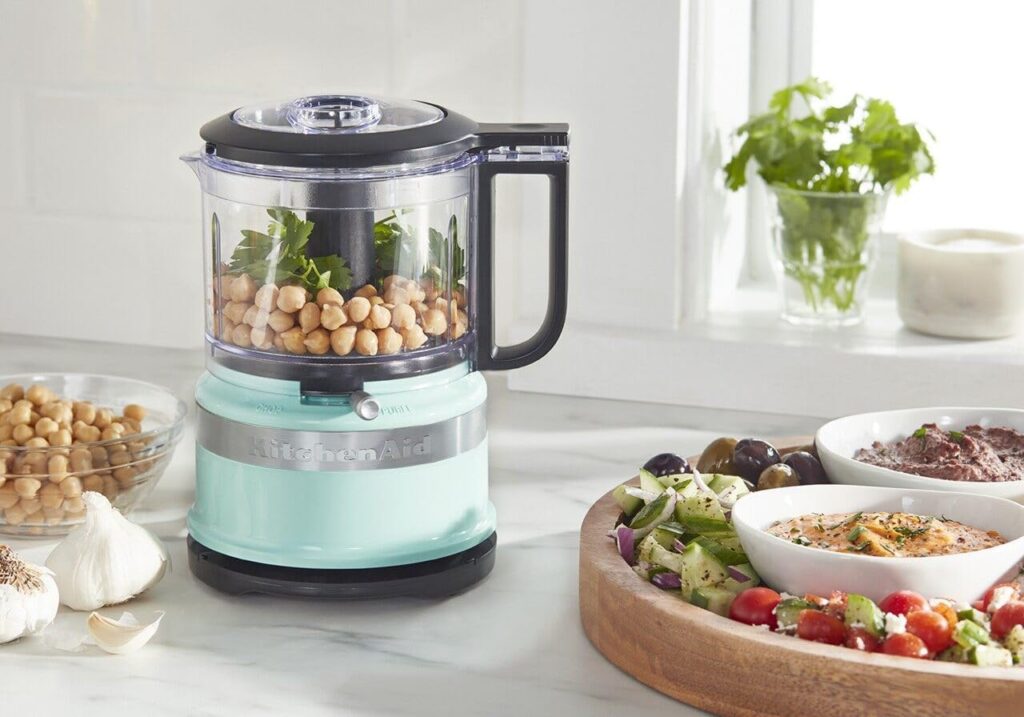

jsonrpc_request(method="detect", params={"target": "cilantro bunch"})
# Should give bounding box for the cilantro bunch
[724,78,935,314]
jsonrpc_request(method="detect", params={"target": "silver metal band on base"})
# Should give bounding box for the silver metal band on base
[196,404,486,471]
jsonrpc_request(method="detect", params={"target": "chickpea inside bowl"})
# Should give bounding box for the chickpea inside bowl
[0,374,187,536]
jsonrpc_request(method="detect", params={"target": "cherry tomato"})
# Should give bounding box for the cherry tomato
[729,587,781,629]
[882,632,929,659]
[796,609,846,645]
[844,627,881,652]
[879,590,929,617]
[991,601,1024,639]
[981,583,1022,612]
[906,610,953,653]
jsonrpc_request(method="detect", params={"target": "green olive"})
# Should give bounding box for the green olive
[757,463,800,490]
[696,437,739,474]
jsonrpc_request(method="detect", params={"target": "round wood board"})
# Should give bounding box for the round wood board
[579,440,1024,717]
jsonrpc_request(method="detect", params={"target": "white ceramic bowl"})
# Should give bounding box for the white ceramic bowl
[731,484,1024,603]
[816,407,1024,503]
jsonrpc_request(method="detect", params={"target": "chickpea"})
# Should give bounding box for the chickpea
[12,424,33,445]
[219,318,236,342]
[41,402,69,424]
[229,273,258,302]
[320,304,347,331]
[354,284,377,299]
[273,335,285,351]
[4,504,27,525]
[316,287,344,308]
[13,399,32,411]
[361,304,389,330]
[223,301,250,324]
[34,417,59,439]
[345,296,371,323]
[68,447,92,474]
[250,326,275,350]
[39,482,63,509]
[120,417,141,434]
[61,476,83,498]
[103,476,121,499]
[242,304,269,328]
[216,274,234,301]
[382,275,404,292]
[63,496,85,514]
[434,297,449,314]
[0,384,24,402]
[390,303,417,330]
[376,327,403,355]
[108,450,131,467]
[49,454,69,482]
[231,324,253,347]
[43,506,65,525]
[89,446,109,469]
[76,402,99,425]
[405,281,426,304]
[26,384,55,407]
[9,404,31,426]
[0,440,16,448]
[421,309,448,336]
[368,296,385,307]
[49,429,72,447]
[14,477,41,499]
[383,285,410,305]
[0,485,17,509]
[280,327,307,355]
[452,321,468,339]
[302,328,331,355]
[94,408,113,430]
[21,501,42,518]
[122,404,145,424]
[253,283,280,311]
[0,425,11,442]
[329,326,357,356]
[454,288,467,308]
[113,466,136,486]
[299,302,321,333]
[277,285,306,313]
[78,424,101,442]
[267,309,296,333]
[354,328,378,356]
[0,399,10,414]
[82,474,104,492]
[401,324,429,351]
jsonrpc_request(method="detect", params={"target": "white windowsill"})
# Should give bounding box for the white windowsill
[505,288,1024,419]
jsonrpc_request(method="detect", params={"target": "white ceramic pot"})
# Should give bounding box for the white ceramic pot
[897,228,1024,339]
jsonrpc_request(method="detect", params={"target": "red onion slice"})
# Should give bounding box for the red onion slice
[651,571,682,590]
[727,565,752,583]
[615,524,637,564]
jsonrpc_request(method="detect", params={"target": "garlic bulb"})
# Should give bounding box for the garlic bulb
[45,492,169,611]
[0,545,59,643]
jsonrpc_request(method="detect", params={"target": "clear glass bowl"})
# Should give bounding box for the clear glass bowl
[0,373,187,537]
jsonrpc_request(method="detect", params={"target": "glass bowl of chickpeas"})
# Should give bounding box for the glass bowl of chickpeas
[0,374,187,536]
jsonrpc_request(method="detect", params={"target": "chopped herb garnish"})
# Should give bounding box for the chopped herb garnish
[912,427,927,439]
[847,525,867,543]
[848,543,872,552]
[949,430,964,443]
[828,512,863,530]
[792,536,812,546]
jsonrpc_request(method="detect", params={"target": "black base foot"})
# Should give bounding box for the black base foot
[187,533,497,599]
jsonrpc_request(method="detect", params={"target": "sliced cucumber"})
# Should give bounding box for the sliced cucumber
[690,535,747,566]
[629,490,676,536]
[639,471,667,496]
[1004,624,1024,665]
[678,542,729,595]
[674,514,735,537]
[707,474,750,503]
[657,474,693,491]
[649,542,685,574]
[844,594,884,637]
[612,484,643,520]
[674,491,728,523]
[650,526,682,549]
[937,645,969,663]
[953,619,991,649]
[722,563,760,592]
[636,533,661,566]
[968,644,1013,667]
[775,598,816,631]
[715,535,746,552]
[955,605,987,626]
[690,586,736,617]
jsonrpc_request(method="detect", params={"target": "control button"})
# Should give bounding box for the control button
[350,390,380,421]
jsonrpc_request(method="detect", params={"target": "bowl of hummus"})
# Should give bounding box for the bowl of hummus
[731,484,1024,603]
[816,407,1024,502]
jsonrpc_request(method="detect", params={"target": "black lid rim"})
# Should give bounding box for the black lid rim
[200,101,484,169]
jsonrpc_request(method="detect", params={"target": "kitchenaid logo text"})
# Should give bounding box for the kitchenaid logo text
[248,435,432,464]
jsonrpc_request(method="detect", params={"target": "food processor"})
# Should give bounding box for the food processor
[182,94,568,597]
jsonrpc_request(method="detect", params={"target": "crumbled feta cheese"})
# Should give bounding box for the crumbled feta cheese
[753,623,771,631]
[779,592,796,600]
[848,621,866,630]
[884,612,907,636]
[988,586,1016,614]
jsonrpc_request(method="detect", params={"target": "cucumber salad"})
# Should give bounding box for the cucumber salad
[612,448,1024,667]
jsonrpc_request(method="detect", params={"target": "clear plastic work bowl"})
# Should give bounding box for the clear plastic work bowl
[0,373,187,537]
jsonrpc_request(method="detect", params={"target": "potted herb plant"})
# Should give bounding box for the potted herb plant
[724,78,935,325]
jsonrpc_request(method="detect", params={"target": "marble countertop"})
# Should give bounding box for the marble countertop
[0,335,818,716]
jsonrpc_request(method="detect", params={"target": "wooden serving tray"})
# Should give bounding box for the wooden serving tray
[579,442,1024,717]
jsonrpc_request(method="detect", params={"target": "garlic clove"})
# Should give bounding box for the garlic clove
[87,610,164,655]
[0,545,59,643]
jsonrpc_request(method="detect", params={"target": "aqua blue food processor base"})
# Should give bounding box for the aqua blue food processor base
[187,363,498,597]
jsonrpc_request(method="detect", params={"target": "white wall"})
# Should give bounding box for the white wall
[0,0,527,348]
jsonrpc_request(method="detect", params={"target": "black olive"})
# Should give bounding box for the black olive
[783,451,828,485]
[641,452,691,477]
[732,438,781,482]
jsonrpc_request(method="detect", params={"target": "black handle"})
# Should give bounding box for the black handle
[472,124,569,371]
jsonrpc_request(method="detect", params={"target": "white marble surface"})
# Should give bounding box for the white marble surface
[0,335,818,716]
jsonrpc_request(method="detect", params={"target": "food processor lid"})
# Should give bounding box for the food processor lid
[201,93,481,169]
